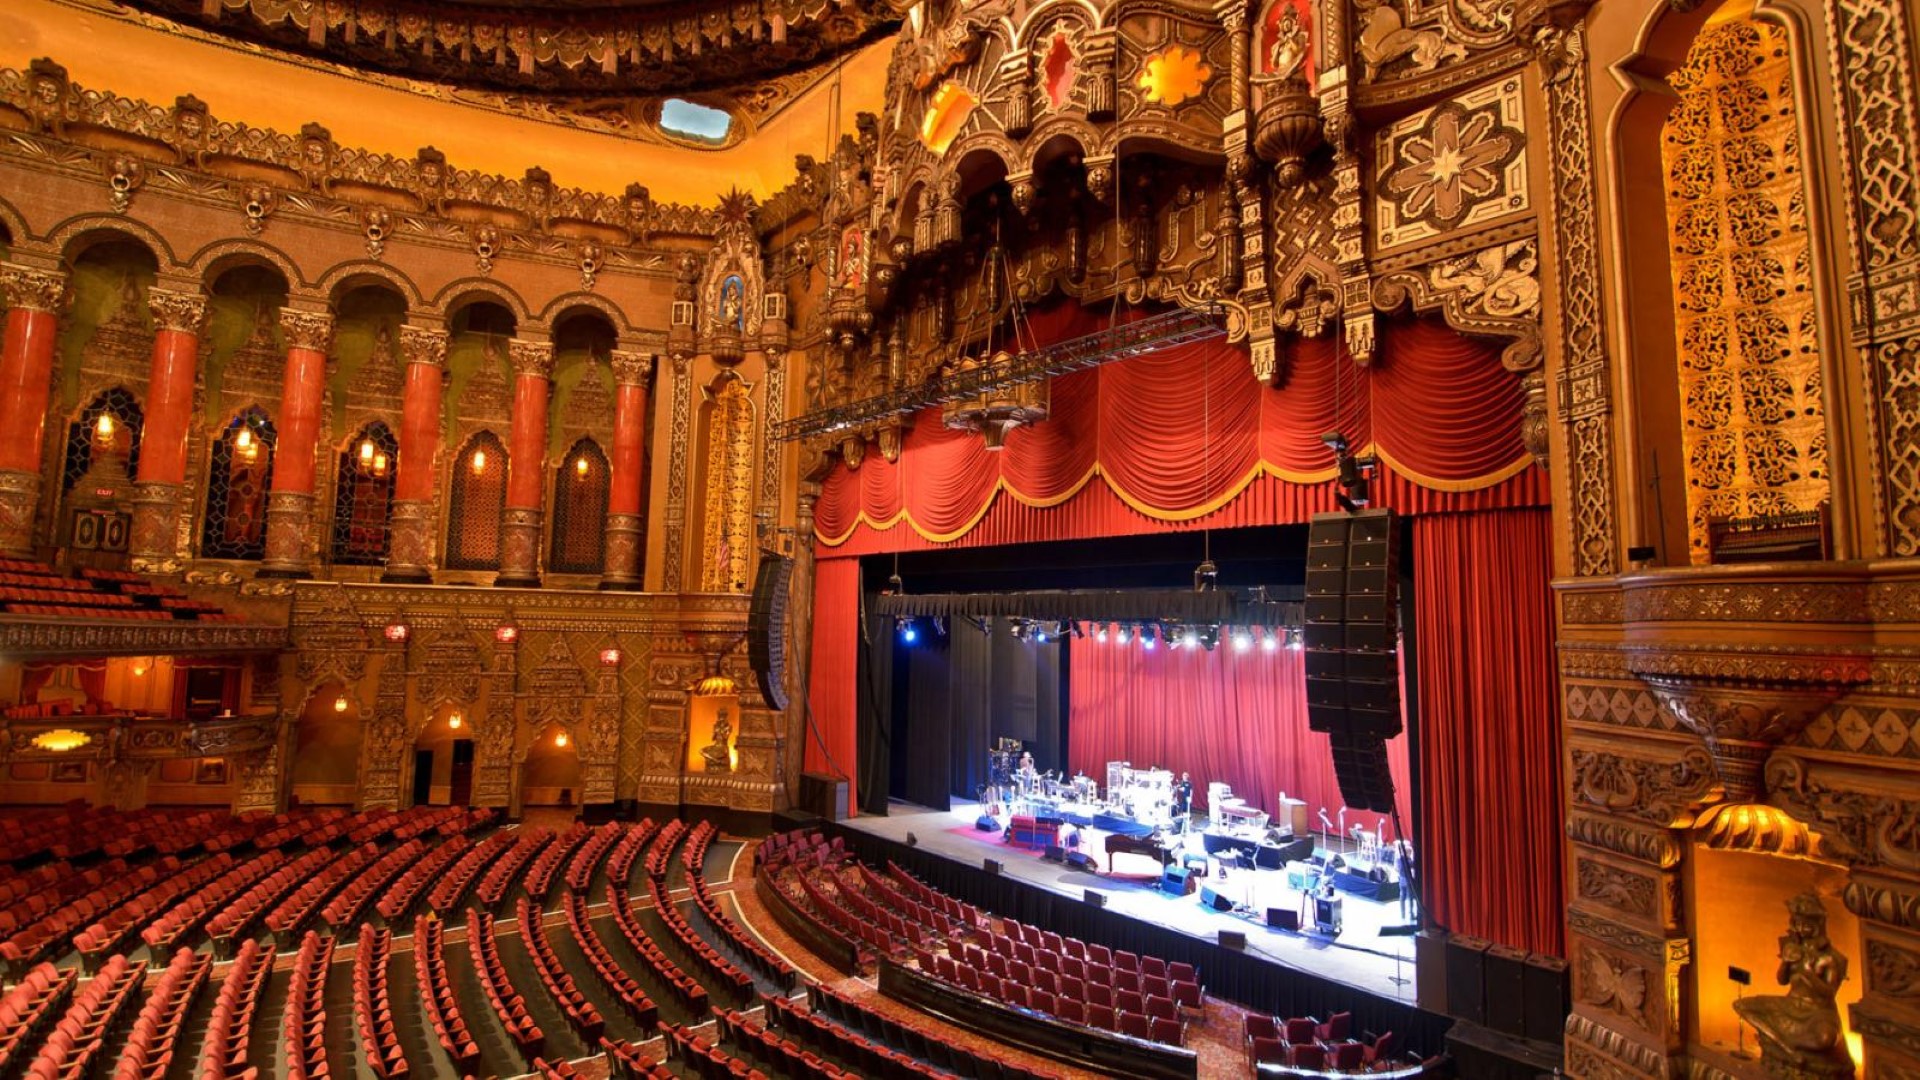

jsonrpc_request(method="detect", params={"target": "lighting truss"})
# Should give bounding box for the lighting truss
[773,305,1227,442]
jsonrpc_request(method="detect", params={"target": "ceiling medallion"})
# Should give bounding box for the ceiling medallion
[30,729,92,753]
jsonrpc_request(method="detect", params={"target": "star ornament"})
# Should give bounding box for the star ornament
[1384,103,1519,227]
[1137,45,1213,108]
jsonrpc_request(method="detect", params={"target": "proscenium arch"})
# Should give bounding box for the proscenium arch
[315,260,425,310]
[45,215,179,271]
[187,239,310,295]
[435,278,533,328]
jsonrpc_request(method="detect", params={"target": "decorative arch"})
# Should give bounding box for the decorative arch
[331,420,398,566]
[1012,0,1104,46]
[445,430,508,571]
[435,278,533,326]
[199,405,277,560]
[1021,126,1096,175]
[187,239,308,293]
[44,215,178,270]
[0,196,33,253]
[289,678,362,806]
[315,260,424,309]
[62,386,143,495]
[948,138,1019,185]
[540,293,631,337]
[550,437,610,575]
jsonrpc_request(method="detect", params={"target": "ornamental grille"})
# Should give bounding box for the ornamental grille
[446,431,508,570]
[200,407,277,560]
[549,438,609,575]
[331,421,398,566]
[62,388,143,493]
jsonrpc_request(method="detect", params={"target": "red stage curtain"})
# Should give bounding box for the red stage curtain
[1067,635,1412,835]
[1413,509,1563,956]
[806,558,862,815]
[813,310,1542,552]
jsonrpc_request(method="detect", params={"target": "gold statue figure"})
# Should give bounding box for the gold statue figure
[1733,893,1854,1078]
[701,711,734,772]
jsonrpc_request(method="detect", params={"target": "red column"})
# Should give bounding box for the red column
[128,286,207,571]
[261,307,334,577]
[600,349,653,589]
[0,264,67,557]
[497,338,553,587]
[383,325,448,582]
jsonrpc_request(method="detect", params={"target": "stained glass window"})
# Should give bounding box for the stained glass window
[549,437,609,575]
[330,421,398,566]
[445,431,507,571]
[62,388,143,493]
[200,407,276,560]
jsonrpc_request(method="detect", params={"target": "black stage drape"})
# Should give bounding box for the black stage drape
[827,822,1452,1051]
[857,609,894,816]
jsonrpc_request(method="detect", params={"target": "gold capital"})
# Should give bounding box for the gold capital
[398,325,449,369]
[508,339,554,379]
[0,264,67,313]
[278,308,335,352]
[146,286,207,334]
[610,350,654,388]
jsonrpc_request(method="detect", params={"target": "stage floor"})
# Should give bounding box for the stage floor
[844,799,1417,1004]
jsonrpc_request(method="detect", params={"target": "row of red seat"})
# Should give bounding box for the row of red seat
[251,809,353,851]
[282,931,334,1080]
[764,865,869,971]
[566,821,628,894]
[110,947,209,1080]
[266,842,382,939]
[646,867,753,1004]
[524,823,589,901]
[76,852,234,962]
[833,871,932,952]
[143,851,284,954]
[753,829,841,873]
[919,949,1184,1045]
[854,864,959,941]
[516,898,604,1044]
[953,935,1202,1010]
[412,915,480,1075]
[205,846,336,950]
[198,937,270,1079]
[682,825,793,992]
[21,952,140,1080]
[321,839,426,932]
[0,858,134,935]
[476,828,553,908]
[882,860,988,935]
[375,835,471,922]
[642,819,686,882]
[608,884,708,1016]
[605,819,661,886]
[799,981,1064,1080]
[467,910,546,1063]
[561,893,657,1029]
[0,964,76,1076]
[600,1035,676,1080]
[715,1007,869,1079]
[2,858,167,971]
[0,806,215,862]
[785,863,886,966]
[427,831,515,914]
[659,1021,767,1080]
[352,926,409,1080]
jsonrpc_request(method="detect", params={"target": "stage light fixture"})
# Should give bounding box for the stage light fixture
[1069,621,1085,640]
[1263,629,1279,652]
[1117,624,1132,644]
[1095,624,1108,643]
[1183,628,1200,649]
[932,617,948,638]
[1142,628,1157,651]
[1233,628,1252,652]
[898,618,918,644]
[1288,627,1305,651]
[1034,624,1050,644]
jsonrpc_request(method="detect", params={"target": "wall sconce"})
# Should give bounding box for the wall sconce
[600,647,621,666]
[575,456,590,478]
[235,426,258,462]
[554,730,569,747]
[384,623,409,643]
[333,694,349,713]
[448,713,463,730]
[371,452,389,477]
[495,624,519,644]
[132,661,148,677]
[359,439,375,466]
[472,447,487,474]
[93,413,115,445]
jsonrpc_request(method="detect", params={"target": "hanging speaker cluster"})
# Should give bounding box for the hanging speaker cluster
[1303,510,1400,813]
[748,551,795,711]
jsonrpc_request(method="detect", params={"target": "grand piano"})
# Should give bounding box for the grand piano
[1105,831,1176,873]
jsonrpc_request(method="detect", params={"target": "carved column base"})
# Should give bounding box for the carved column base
[496,506,543,587]
[600,511,643,589]
[259,491,316,578]
[0,469,41,557]
[128,481,183,573]
[381,499,435,583]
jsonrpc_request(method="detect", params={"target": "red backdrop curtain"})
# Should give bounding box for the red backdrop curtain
[806,557,862,814]
[1413,508,1563,956]
[1067,634,1412,832]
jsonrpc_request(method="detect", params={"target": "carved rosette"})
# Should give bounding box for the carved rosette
[278,308,334,353]
[497,506,543,587]
[602,512,643,589]
[0,469,41,557]
[145,287,207,335]
[261,491,316,576]
[128,481,183,572]
[0,265,68,313]
[383,500,434,583]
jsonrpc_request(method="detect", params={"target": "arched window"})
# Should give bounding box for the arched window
[200,407,276,560]
[550,438,609,575]
[62,388,143,493]
[445,431,508,570]
[331,422,398,566]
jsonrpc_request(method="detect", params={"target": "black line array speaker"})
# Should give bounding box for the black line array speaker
[748,550,795,711]
[1329,733,1397,816]
[1304,510,1401,814]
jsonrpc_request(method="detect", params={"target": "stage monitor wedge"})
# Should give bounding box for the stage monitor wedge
[748,550,795,712]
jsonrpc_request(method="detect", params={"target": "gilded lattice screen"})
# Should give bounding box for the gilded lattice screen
[1662,12,1828,562]
[700,379,754,593]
